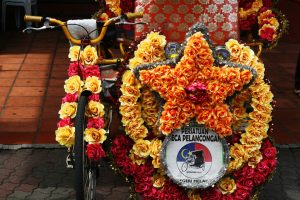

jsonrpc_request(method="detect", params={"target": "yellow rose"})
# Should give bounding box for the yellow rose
[120,104,142,117]
[252,62,265,79]
[85,101,105,118]
[225,39,242,61]
[125,119,144,132]
[132,139,151,158]
[129,150,146,165]
[85,76,102,94]
[153,174,165,188]
[150,139,162,158]
[122,70,139,86]
[129,57,143,70]
[251,99,272,114]
[230,143,249,161]
[187,190,202,200]
[245,125,268,139]
[248,151,263,168]
[80,45,98,66]
[217,177,237,195]
[152,155,161,168]
[55,126,75,147]
[120,85,140,97]
[121,114,140,127]
[84,128,106,143]
[64,75,84,94]
[146,31,167,48]
[128,126,148,141]
[59,102,77,119]
[249,111,272,123]
[227,158,243,172]
[68,46,81,61]
[240,132,263,146]
[119,95,139,105]
[239,46,254,65]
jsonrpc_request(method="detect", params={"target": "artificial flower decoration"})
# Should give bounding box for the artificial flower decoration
[114,23,277,200]
[238,0,288,48]
[134,24,256,137]
[55,44,107,163]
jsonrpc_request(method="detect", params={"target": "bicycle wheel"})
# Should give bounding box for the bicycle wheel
[74,91,97,200]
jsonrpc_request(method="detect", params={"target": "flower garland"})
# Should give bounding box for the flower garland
[114,26,277,199]
[119,32,166,165]
[55,45,107,162]
[238,0,288,47]
[225,39,274,172]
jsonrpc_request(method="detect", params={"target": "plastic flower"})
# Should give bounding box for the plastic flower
[84,76,102,94]
[132,139,151,158]
[85,100,105,118]
[58,102,77,119]
[138,32,254,136]
[84,128,107,143]
[217,177,237,194]
[68,46,81,61]
[64,75,84,94]
[80,45,98,66]
[55,126,75,147]
[153,174,165,189]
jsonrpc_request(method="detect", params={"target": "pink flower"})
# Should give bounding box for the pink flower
[88,94,100,101]
[87,117,104,129]
[62,93,78,103]
[86,143,106,161]
[259,25,277,42]
[57,117,72,127]
[68,62,80,77]
[82,65,100,80]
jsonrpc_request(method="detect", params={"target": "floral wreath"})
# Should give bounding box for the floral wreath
[238,0,288,48]
[55,45,106,161]
[112,23,277,199]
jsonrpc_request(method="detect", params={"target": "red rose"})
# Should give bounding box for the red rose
[86,143,105,161]
[232,188,250,200]
[62,93,78,103]
[135,177,152,193]
[257,159,270,176]
[122,162,137,176]
[237,178,254,191]
[201,187,221,200]
[262,139,273,149]
[262,0,273,7]
[239,14,257,31]
[143,188,158,199]
[88,94,100,101]
[221,195,234,200]
[87,117,104,129]
[234,165,255,179]
[68,62,80,77]
[82,65,100,80]
[259,26,276,42]
[57,117,72,127]
[263,147,277,159]
[253,173,266,186]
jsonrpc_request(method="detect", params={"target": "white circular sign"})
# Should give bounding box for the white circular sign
[161,122,229,189]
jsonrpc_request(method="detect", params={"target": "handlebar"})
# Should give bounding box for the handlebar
[24,12,143,45]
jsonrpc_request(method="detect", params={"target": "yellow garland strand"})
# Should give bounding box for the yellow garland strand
[225,39,273,172]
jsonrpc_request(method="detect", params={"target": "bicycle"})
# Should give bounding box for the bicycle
[24,12,143,200]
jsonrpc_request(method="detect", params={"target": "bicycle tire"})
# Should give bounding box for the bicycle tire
[74,91,97,200]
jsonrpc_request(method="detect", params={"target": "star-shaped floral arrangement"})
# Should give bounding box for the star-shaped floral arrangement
[134,23,257,137]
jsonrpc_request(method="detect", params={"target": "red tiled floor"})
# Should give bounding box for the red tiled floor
[10,87,46,96]
[6,97,44,107]
[1,107,41,119]
[0,71,18,78]
[0,63,22,71]
[14,79,48,87]
[17,71,50,79]
[0,79,14,87]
